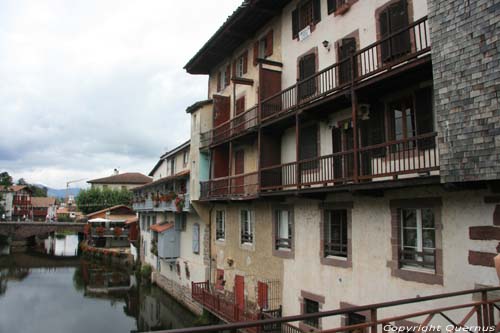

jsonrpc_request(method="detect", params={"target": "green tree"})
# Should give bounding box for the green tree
[0,172,13,187]
[16,178,27,185]
[76,188,133,214]
[29,185,47,197]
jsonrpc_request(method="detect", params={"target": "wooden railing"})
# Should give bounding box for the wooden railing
[261,133,438,192]
[211,106,259,146]
[200,172,259,200]
[160,287,500,333]
[260,16,430,122]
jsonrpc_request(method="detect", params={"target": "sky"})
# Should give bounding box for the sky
[0,0,241,189]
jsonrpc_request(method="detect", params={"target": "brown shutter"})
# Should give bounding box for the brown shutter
[243,50,248,74]
[338,38,357,84]
[313,0,321,23]
[327,0,337,14]
[217,72,221,92]
[379,9,391,62]
[253,41,259,66]
[299,124,319,170]
[265,30,273,57]
[225,65,230,87]
[389,0,410,57]
[292,9,299,39]
[232,60,237,78]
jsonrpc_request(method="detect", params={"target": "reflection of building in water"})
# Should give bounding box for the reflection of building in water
[137,286,196,332]
[0,266,30,295]
[44,235,79,257]
[81,261,135,296]
[85,205,137,249]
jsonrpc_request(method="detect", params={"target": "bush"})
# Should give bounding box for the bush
[140,264,152,280]
[76,187,133,215]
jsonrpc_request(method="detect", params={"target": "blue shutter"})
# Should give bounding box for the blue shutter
[192,223,200,254]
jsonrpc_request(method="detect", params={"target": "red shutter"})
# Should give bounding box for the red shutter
[217,71,221,91]
[253,41,259,66]
[265,30,273,57]
[225,65,230,86]
[257,281,269,309]
[243,50,248,74]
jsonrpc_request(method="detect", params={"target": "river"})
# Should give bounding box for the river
[0,235,197,333]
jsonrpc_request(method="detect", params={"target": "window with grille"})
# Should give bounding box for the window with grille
[240,210,253,244]
[291,0,321,39]
[400,208,436,270]
[303,298,320,328]
[324,209,348,258]
[275,209,292,250]
[215,210,225,241]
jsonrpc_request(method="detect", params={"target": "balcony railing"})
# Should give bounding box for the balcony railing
[261,133,439,192]
[132,194,190,212]
[260,16,431,122]
[210,106,259,146]
[200,130,212,149]
[159,287,500,333]
[200,172,258,200]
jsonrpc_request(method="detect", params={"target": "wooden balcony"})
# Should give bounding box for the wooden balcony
[210,106,259,146]
[163,286,500,333]
[200,172,258,201]
[261,16,431,123]
[261,133,439,193]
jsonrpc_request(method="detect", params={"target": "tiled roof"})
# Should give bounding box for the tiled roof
[186,99,212,114]
[150,223,174,233]
[0,185,30,193]
[31,197,56,208]
[88,172,152,185]
[133,170,190,192]
[86,205,134,218]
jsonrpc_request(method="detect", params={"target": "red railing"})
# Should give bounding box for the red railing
[200,172,258,200]
[260,16,430,122]
[162,287,500,333]
[261,133,438,192]
[211,106,259,146]
[192,281,260,331]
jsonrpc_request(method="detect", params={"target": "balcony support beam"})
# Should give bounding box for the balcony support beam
[350,53,359,184]
[295,113,300,190]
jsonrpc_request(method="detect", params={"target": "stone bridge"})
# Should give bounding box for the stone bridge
[0,222,86,239]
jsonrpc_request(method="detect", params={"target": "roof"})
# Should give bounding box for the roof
[0,185,31,193]
[31,197,56,208]
[149,140,190,176]
[125,216,138,225]
[86,205,135,218]
[184,0,290,74]
[150,223,174,233]
[186,99,212,114]
[88,172,152,185]
[133,170,190,192]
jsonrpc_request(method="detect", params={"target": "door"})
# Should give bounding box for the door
[338,38,357,85]
[233,150,245,195]
[234,275,245,311]
[260,68,282,119]
[298,53,316,100]
[380,0,411,62]
[213,95,231,141]
[257,281,269,310]
[332,121,354,181]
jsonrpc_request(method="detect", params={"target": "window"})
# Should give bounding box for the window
[304,298,320,328]
[235,54,246,78]
[324,209,348,258]
[192,223,200,254]
[327,0,349,14]
[175,213,187,231]
[338,37,357,85]
[240,210,253,244]
[217,65,231,91]
[292,0,321,39]
[389,96,415,142]
[253,31,273,65]
[275,209,292,250]
[400,208,436,270]
[298,53,316,99]
[170,158,175,176]
[299,124,318,170]
[379,0,411,62]
[216,210,225,241]
[183,151,189,166]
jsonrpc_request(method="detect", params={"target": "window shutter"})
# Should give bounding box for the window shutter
[265,30,273,57]
[192,223,200,254]
[232,60,237,78]
[327,0,337,14]
[415,87,435,150]
[313,0,321,24]
[300,124,318,160]
[253,41,259,66]
[379,9,391,62]
[292,9,299,39]
[217,71,221,92]
[389,0,410,57]
[225,65,230,87]
[243,50,248,74]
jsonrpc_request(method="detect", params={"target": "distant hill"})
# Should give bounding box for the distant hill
[47,188,81,198]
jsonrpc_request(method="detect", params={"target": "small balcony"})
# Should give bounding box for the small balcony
[261,133,439,194]
[209,106,259,147]
[200,172,258,201]
[132,194,191,213]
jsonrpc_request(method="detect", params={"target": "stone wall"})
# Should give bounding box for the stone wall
[152,271,203,316]
[428,0,500,183]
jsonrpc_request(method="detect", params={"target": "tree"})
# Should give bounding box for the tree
[17,178,27,185]
[29,185,47,197]
[0,172,13,187]
[76,188,133,214]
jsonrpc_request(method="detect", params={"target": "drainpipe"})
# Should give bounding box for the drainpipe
[208,203,215,286]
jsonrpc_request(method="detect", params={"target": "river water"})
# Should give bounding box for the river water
[0,235,197,333]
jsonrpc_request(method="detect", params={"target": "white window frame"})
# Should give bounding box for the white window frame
[216,210,226,241]
[236,56,245,78]
[400,208,436,270]
[276,209,292,250]
[240,209,254,245]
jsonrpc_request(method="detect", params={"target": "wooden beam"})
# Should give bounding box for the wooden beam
[468,251,495,267]
[469,226,500,240]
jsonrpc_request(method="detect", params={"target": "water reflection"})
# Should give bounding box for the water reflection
[0,253,196,333]
[44,234,80,257]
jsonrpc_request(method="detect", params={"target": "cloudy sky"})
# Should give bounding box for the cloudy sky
[0,0,240,189]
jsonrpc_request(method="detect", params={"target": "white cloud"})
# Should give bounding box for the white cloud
[0,0,241,188]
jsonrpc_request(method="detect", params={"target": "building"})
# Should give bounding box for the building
[86,205,137,248]
[133,141,208,315]
[0,185,32,221]
[88,171,152,190]
[184,0,500,330]
[31,197,57,222]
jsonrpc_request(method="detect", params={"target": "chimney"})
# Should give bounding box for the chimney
[113,168,119,175]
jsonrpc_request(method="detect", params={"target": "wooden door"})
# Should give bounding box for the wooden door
[213,95,231,142]
[260,68,282,119]
[233,150,245,194]
[257,281,269,310]
[332,121,354,181]
[380,0,410,62]
[298,53,316,100]
[234,275,245,311]
[338,37,357,85]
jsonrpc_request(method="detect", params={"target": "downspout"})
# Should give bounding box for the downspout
[208,203,215,286]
